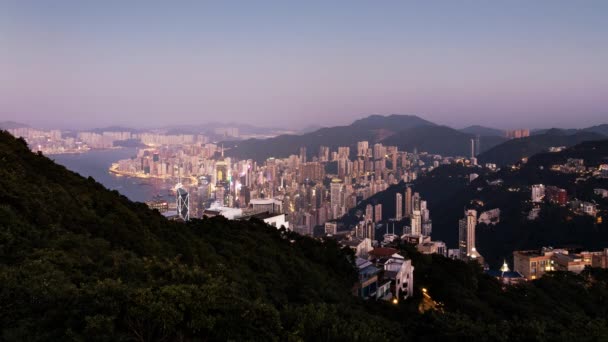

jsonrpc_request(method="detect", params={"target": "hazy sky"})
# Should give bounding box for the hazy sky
[0,1,607,130]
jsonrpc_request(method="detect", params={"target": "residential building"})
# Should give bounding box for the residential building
[531,184,545,203]
[354,257,379,299]
[458,210,480,260]
[545,186,567,205]
[410,210,422,236]
[374,203,382,223]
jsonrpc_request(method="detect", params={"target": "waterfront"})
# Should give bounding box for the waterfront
[51,148,174,203]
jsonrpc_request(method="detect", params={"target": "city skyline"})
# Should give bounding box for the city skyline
[3,2,608,339]
[1,1,607,129]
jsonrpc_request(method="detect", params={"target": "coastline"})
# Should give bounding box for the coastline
[109,163,198,184]
[43,146,127,156]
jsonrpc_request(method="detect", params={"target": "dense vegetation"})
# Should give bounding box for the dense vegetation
[3,130,608,341]
[380,125,506,157]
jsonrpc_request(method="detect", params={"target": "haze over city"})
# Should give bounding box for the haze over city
[1,1,607,129]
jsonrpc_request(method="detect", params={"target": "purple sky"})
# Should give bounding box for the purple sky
[0,1,606,130]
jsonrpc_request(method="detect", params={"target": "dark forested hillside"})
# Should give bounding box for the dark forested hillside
[477,131,606,166]
[0,131,394,340]
[380,125,506,156]
[343,140,608,268]
[459,125,504,137]
[3,130,608,341]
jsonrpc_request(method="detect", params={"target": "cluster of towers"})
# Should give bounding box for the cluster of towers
[396,187,432,236]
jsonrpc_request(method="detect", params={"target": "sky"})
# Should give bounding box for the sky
[0,1,607,130]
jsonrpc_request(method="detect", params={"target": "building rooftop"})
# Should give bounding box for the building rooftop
[369,247,399,258]
[250,198,282,205]
[239,211,285,220]
[162,210,179,218]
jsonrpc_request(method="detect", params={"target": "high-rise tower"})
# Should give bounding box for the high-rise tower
[405,187,412,218]
[395,193,403,220]
[411,210,422,235]
[176,184,190,221]
[458,210,478,259]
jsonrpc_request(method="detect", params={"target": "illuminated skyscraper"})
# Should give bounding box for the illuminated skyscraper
[176,184,190,221]
[458,210,478,259]
[531,184,545,203]
[330,179,343,218]
[411,210,422,235]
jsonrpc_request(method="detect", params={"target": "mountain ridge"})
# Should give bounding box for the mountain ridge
[478,130,607,166]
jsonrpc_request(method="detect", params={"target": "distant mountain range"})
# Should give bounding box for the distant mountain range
[90,126,144,134]
[459,125,504,137]
[162,122,290,136]
[87,122,289,137]
[224,114,432,162]
[533,124,608,137]
[0,121,29,129]
[4,116,608,166]
[225,114,512,162]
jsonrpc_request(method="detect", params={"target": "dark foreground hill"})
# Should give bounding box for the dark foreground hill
[3,131,608,340]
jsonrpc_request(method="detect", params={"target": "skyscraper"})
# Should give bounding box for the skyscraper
[299,146,307,163]
[318,146,330,162]
[395,193,403,220]
[458,210,478,259]
[412,192,421,211]
[357,141,369,157]
[475,135,481,156]
[405,187,412,218]
[366,221,375,241]
[411,210,422,235]
[374,203,382,223]
[176,185,190,221]
[365,204,373,223]
[330,179,343,218]
[470,139,475,159]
